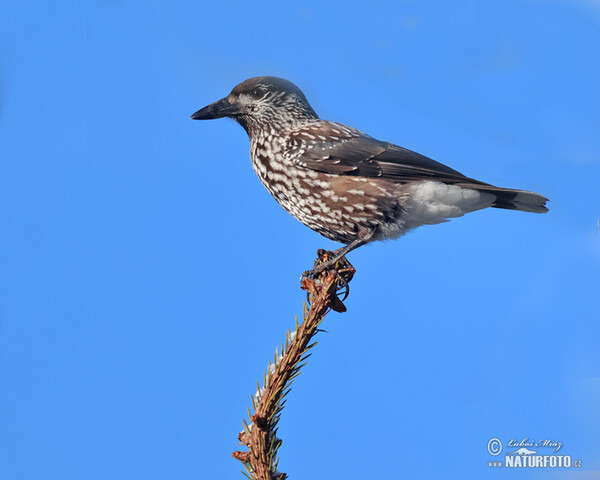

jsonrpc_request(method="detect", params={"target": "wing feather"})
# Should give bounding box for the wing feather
[288,122,548,213]
[291,124,483,185]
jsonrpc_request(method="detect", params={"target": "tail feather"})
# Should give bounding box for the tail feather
[457,183,549,213]
[492,189,549,213]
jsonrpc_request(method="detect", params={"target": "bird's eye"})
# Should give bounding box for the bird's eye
[251,87,265,99]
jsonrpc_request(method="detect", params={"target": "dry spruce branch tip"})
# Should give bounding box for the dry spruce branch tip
[232,250,355,480]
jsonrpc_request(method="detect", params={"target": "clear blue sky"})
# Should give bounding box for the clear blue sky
[1,1,599,479]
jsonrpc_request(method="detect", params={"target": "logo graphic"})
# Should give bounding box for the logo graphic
[487,438,502,456]
[487,437,582,469]
[507,447,537,456]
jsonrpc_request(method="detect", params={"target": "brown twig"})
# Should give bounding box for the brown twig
[232,251,355,479]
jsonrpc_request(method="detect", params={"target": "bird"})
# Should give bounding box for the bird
[191,76,548,275]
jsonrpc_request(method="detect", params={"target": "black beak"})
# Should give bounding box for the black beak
[190,96,239,120]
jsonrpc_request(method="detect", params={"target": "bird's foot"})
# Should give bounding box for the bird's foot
[301,248,356,301]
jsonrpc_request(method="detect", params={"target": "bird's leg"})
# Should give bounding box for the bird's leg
[316,228,375,274]
[315,241,362,273]
[301,230,375,299]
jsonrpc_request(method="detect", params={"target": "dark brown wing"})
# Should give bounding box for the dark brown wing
[289,123,548,213]
[292,125,484,185]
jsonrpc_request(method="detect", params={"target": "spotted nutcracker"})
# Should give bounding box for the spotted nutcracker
[191,76,548,274]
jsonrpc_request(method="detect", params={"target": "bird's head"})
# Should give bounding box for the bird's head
[191,76,318,135]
